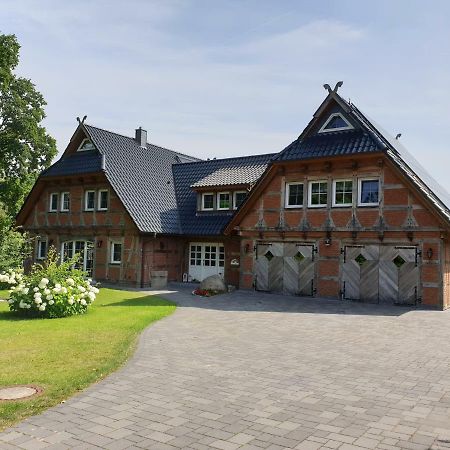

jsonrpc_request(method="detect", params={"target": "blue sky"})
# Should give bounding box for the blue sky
[2,0,450,191]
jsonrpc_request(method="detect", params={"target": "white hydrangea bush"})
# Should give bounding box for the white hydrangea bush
[4,248,100,318]
[0,268,24,286]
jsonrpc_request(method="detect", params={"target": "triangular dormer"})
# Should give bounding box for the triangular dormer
[77,138,96,152]
[318,112,353,133]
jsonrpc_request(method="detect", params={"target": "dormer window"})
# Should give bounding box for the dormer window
[319,113,353,133]
[233,191,247,209]
[217,192,231,210]
[77,138,95,152]
[201,193,214,211]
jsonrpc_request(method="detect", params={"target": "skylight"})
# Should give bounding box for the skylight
[319,113,353,133]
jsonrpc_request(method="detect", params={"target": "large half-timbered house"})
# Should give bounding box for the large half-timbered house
[17,85,450,308]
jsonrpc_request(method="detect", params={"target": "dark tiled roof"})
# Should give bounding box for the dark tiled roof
[35,89,450,236]
[275,129,380,162]
[349,106,450,220]
[191,154,273,187]
[275,92,450,222]
[84,125,200,233]
[41,150,103,177]
[173,154,274,235]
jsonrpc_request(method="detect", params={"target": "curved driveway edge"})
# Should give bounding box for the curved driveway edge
[1,288,450,449]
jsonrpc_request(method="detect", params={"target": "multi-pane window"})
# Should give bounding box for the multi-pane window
[85,191,95,210]
[217,192,231,210]
[61,192,70,211]
[61,241,94,276]
[37,239,47,260]
[333,180,353,206]
[285,183,304,208]
[204,245,217,266]
[309,181,328,207]
[62,241,74,260]
[359,178,379,205]
[219,246,225,267]
[74,241,85,270]
[110,242,122,264]
[202,193,214,210]
[98,190,108,210]
[49,193,58,212]
[190,245,202,266]
[233,191,247,209]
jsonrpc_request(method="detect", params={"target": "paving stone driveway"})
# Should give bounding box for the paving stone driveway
[2,289,450,450]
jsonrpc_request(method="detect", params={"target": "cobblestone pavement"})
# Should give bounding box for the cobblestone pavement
[2,288,450,450]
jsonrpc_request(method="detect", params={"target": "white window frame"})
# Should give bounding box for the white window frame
[77,138,95,152]
[308,180,328,208]
[60,192,70,212]
[110,241,122,264]
[285,182,304,208]
[84,190,96,211]
[233,191,247,210]
[37,239,48,260]
[358,177,380,207]
[318,112,353,133]
[217,192,231,210]
[332,179,353,207]
[61,240,95,276]
[98,189,109,211]
[48,192,59,212]
[201,192,214,211]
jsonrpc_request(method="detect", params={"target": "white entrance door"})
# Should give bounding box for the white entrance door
[189,243,224,282]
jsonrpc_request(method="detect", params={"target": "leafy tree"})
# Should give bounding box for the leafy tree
[0,33,57,216]
[0,205,31,273]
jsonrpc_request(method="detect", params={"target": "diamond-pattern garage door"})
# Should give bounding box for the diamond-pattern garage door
[342,245,419,305]
[255,242,315,296]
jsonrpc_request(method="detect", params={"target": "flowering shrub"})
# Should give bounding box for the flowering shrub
[192,288,220,297]
[3,248,99,318]
[0,268,24,287]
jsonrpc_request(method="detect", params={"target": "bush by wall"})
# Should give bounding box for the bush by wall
[3,248,99,318]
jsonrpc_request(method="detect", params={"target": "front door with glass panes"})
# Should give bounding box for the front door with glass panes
[189,243,225,282]
[61,240,94,277]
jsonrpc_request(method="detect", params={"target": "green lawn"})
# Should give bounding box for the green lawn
[0,288,175,430]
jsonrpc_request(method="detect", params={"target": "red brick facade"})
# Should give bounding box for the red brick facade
[229,154,450,309]
[20,174,242,288]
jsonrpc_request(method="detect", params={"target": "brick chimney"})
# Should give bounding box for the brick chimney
[135,127,147,147]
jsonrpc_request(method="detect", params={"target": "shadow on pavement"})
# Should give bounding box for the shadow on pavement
[137,284,421,317]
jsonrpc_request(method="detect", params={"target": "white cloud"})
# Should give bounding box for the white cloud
[1,1,449,193]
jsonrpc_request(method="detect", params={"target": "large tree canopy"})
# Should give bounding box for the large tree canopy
[0,33,57,216]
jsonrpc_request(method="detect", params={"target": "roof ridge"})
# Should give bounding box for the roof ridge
[173,152,276,166]
[84,123,201,161]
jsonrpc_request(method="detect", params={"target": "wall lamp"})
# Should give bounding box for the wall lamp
[325,230,332,246]
[426,248,433,260]
[97,240,103,248]
[244,243,250,254]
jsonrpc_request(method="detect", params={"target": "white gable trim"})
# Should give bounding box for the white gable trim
[77,138,96,152]
[318,112,353,133]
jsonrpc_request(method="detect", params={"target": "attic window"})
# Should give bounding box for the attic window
[77,138,95,152]
[319,113,353,133]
